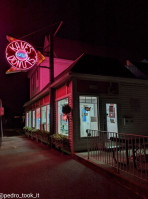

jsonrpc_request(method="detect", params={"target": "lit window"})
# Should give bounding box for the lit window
[41,106,46,130]
[47,105,50,132]
[57,98,68,135]
[32,110,35,128]
[29,111,31,128]
[79,96,99,137]
[36,108,40,129]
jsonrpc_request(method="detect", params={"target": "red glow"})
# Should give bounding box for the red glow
[6,40,37,70]
[0,107,4,116]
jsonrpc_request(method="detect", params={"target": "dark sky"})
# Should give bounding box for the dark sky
[0,0,147,117]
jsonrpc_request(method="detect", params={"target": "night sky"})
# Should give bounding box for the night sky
[0,0,147,119]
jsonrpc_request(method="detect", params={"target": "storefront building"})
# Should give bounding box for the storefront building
[24,39,148,153]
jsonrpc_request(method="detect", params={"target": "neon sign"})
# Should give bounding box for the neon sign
[6,40,37,70]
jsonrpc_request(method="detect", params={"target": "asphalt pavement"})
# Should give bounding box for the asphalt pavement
[0,135,145,199]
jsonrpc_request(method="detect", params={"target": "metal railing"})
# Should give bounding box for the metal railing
[86,130,148,181]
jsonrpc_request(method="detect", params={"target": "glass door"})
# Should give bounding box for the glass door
[106,103,118,138]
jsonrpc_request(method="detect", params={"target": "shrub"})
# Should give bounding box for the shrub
[51,133,69,145]
[23,126,32,132]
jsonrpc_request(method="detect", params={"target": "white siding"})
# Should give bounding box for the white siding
[119,83,148,135]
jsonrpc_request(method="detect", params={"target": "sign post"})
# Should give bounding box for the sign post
[49,22,63,136]
[49,33,55,135]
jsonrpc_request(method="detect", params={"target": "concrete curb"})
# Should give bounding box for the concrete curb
[72,154,148,199]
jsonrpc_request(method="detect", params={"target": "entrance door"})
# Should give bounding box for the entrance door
[106,103,118,138]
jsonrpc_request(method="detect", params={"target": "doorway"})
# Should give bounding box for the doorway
[106,103,118,137]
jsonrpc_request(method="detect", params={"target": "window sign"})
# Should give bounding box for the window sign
[41,106,46,131]
[36,108,40,129]
[29,111,31,128]
[32,110,35,128]
[47,105,50,132]
[57,98,68,135]
[79,96,99,137]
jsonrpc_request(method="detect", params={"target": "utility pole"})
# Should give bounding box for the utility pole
[49,21,63,135]
[49,32,55,135]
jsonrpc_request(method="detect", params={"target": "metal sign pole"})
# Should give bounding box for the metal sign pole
[49,22,63,136]
[49,33,55,135]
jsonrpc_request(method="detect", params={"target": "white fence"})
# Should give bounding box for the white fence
[86,130,148,181]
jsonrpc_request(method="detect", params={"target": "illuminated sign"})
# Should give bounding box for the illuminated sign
[6,40,37,70]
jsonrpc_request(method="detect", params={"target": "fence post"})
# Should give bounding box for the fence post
[87,129,90,160]
[116,133,119,172]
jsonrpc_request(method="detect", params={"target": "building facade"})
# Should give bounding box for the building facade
[24,38,148,153]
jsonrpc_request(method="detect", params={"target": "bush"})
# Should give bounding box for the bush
[23,126,32,133]
[42,130,50,135]
[23,126,28,131]
[51,133,67,141]
[51,133,70,148]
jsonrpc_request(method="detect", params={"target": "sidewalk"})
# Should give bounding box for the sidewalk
[0,135,147,199]
[73,152,148,199]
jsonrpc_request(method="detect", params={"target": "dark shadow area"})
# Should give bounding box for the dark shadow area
[2,116,24,137]
[3,128,23,137]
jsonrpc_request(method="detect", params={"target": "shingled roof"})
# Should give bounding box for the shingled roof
[70,54,135,78]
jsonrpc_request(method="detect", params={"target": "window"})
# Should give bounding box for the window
[79,96,99,137]
[36,108,40,129]
[41,106,46,130]
[29,111,31,128]
[57,98,68,135]
[47,105,50,132]
[32,110,35,128]
[26,112,29,127]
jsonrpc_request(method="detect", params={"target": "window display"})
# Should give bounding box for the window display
[57,98,68,135]
[79,96,99,137]
[47,105,50,132]
[36,108,40,129]
[32,110,35,128]
[29,111,31,128]
[41,106,46,130]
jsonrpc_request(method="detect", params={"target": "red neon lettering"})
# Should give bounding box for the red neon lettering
[20,41,26,50]
[9,43,19,52]
[6,40,37,70]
